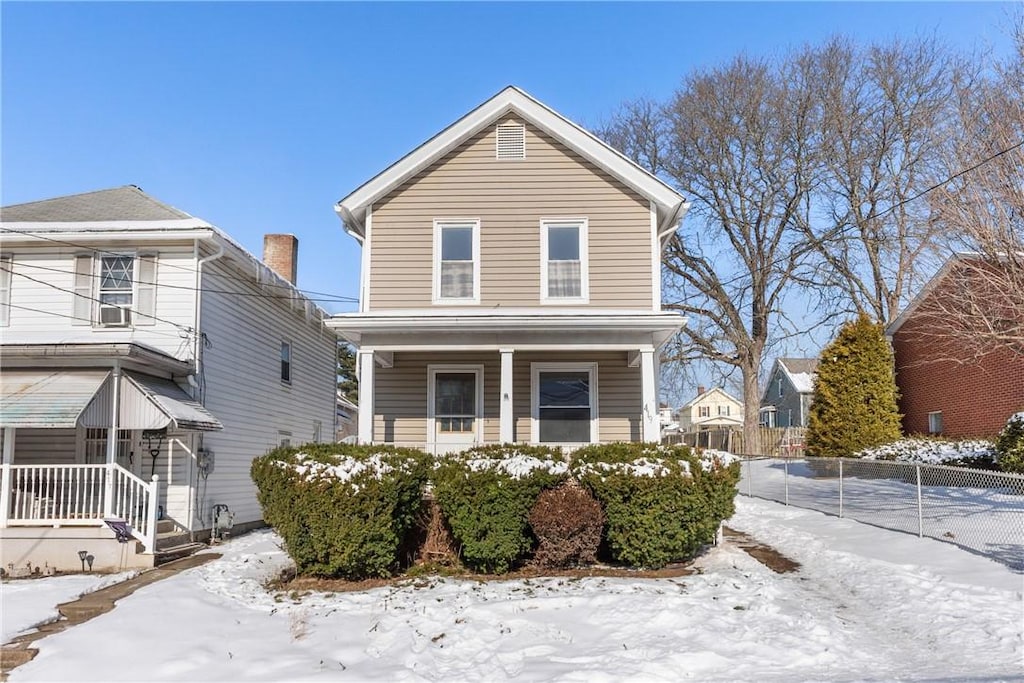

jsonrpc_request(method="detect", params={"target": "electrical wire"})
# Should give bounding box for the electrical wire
[0,224,357,301]
[11,260,357,304]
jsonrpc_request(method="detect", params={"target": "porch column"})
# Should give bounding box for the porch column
[104,362,121,517]
[0,427,15,528]
[357,350,375,444]
[640,349,659,442]
[500,349,514,443]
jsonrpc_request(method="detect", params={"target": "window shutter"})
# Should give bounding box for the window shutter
[135,254,157,325]
[72,255,93,325]
[0,255,11,326]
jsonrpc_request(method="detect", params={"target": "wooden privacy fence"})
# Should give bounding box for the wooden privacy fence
[664,427,808,457]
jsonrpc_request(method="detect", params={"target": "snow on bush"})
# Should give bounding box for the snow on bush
[251,444,430,579]
[995,413,1024,474]
[461,452,569,479]
[857,438,996,466]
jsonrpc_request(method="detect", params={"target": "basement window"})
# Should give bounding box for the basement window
[928,411,943,435]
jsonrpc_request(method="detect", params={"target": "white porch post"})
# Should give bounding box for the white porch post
[0,427,15,528]
[357,350,375,444]
[104,363,121,517]
[500,349,514,443]
[640,349,659,442]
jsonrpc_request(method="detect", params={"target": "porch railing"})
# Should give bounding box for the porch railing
[1,463,159,553]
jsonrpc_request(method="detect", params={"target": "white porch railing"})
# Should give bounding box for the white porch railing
[1,464,159,553]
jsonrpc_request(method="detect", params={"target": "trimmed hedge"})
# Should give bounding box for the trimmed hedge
[573,443,740,569]
[431,444,569,574]
[250,443,429,579]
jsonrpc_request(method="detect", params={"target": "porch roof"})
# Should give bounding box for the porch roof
[0,369,109,428]
[0,369,222,432]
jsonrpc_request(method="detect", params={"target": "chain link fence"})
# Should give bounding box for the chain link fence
[739,457,1024,571]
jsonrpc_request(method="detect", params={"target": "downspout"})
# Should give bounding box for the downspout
[190,236,224,533]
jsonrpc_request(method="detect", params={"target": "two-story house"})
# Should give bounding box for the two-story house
[328,87,689,451]
[759,358,818,428]
[677,386,744,431]
[0,186,337,571]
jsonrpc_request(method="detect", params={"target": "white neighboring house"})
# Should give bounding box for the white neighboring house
[0,186,337,571]
[676,386,744,431]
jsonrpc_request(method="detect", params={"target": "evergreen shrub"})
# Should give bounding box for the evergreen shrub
[572,443,740,569]
[995,413,1024,474]
[528,480,605,568]
[431,444,569,574]
[806,314,902,458]
[250,443,429,579]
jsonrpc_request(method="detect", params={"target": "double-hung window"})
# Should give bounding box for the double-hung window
[99,255,134,325]
[73,253,157,327]
[532,362,598,443]
[434,219,480,304]
[541,218,588,303]
[280,341,292,384]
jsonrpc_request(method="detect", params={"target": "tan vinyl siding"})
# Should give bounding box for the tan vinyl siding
[373,351,641,444]
[370,116,653,310]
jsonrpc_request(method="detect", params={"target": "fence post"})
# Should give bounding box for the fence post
[838,458,844,518]
[783,457,789,506]
[915,464,923,538]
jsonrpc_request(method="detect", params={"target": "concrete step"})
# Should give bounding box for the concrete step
[156,519,178,534]
[154,542,207,566]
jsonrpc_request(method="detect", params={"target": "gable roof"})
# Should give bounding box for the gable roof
[0,185,193,223]
[777,358,818,394]
[335,86,689,239]
[678,386,744,411]
[885,253,975,337]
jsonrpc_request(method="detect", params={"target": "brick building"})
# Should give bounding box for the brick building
[887,255,1024,439]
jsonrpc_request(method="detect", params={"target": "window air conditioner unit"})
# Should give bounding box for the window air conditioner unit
[98,304,130,327]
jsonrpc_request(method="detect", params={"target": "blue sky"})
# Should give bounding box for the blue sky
[2,2,1016,325]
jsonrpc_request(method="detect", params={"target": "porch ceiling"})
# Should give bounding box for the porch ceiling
[0,369,110,428]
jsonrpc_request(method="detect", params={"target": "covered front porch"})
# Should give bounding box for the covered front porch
[1,355,222,571]
[330,310,684,452]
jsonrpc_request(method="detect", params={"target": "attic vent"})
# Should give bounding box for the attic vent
[496,122,526,160]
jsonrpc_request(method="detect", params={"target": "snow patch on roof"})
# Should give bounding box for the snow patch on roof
[789,372,815,394]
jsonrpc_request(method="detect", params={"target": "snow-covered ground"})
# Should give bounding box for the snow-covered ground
[1,571,137,644]
[740,457,1024,570]
[7,497,1022,682]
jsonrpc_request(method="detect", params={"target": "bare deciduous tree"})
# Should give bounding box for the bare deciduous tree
[800,36,968,325]
[602,55,819,449]
[917,17,1024,358]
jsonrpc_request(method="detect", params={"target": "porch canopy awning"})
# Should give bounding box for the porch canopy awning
[80,371,223,432]
[0,369,110,428]
[1,369,222,432]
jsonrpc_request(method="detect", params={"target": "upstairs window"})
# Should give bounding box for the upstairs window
[541,218,589,303]
[698,405,711,418]
[434,219,480,304]
[72,253,156,327]
[280,341,292,384]
[718,405,730,416]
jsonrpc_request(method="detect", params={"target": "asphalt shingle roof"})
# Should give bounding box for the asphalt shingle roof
[0,186,193,223]
[779,358,819,376]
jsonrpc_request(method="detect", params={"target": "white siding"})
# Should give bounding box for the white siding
[197,258,337,527]
[1,243,198,361]
[11,428,77,465]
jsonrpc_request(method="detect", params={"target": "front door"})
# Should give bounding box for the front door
[428,366,483,454]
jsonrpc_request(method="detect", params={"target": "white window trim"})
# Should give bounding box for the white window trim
[427,364,485,443]
[0,253,11,327]
[94,251,138,330]
[432,218,481,305]
[280,340,293,385]
[540,217,589,304]
[530,361,599,444]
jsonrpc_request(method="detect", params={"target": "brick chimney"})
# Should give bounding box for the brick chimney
[263,234,298,284]
[697,385,706,396]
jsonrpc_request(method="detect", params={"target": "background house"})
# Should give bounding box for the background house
[888,254,1024,438]
[677,386,744,431]
[0,186,337,571]
[328,86,689,450]
[759,358,818,428]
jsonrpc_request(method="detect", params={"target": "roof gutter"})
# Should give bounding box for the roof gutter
[658,201,692,246]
